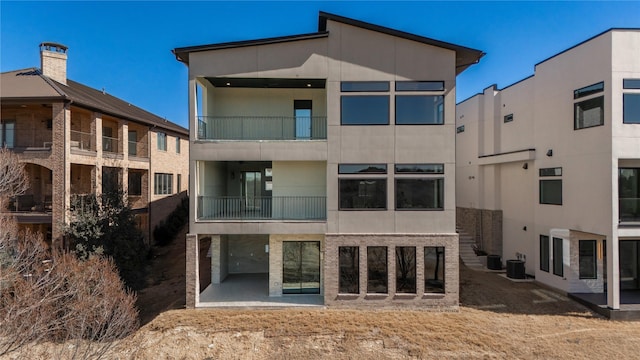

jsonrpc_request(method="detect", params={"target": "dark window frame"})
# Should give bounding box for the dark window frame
[338,178,387,210]
[540,179,563,205]
[623,79,640,89]
[341,81,390,92]
[395,246,417,294]
[574,81,604,99]
[540,235,550,272]
[395,178,444,211]
[128,171,143,196]
[424,246,445,294]
[394,164,444,174]
[338,246,360,294]
[367,246,388,294]
[154,172,173,195]
[579,240,597,279]
[395,95,444,125]
[618,167,640,222]
[395,81,445,92]
[623,93,640,124]
[338,164,387,174]
[553,237,564,277]
[574,95,604,130]
[340,95,390,125]
[539,167,562,177]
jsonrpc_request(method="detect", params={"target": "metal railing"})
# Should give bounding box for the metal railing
[197,116,327,140]
[102,136,120,153]
[128,140,149,158]
[0,126,52,149]
[5,194,52,213]
[620,198,640,222]
[70,130,93,151]
[197,196,326,220]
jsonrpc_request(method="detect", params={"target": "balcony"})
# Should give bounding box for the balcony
[197,196,326,221]
[70,130,94,151]
[128,140,149,159]
[197,116,327,141]
[2,127,52,151]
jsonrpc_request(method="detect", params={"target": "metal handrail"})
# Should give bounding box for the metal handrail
[197,195,326,220]
[197,116,327,140]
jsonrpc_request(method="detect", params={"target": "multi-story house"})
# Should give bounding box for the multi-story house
[175,12,483,308]
[456,29,640,318]
[1,42,189,245]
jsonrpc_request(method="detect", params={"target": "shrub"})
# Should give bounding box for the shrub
[153,196,188,246]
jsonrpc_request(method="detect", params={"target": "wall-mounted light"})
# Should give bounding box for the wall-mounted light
[523,226,527,231]
[468,176,475,180]
[522,163,528,170]
[546,149,553,157]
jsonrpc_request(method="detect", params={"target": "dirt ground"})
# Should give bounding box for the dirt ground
[125,235,640,359]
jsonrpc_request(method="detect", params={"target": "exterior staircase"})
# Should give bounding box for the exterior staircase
[457,227,484,270]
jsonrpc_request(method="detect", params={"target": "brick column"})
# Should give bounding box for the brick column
[50,102,69,247]
[185,233,199,308]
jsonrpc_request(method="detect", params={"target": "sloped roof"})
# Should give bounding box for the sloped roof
[173,11,484,74]
[1,68,188,136]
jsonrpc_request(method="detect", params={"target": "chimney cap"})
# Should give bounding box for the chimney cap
[39,42,68,53]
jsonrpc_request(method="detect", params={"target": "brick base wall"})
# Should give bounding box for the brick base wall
[324,234,459,309]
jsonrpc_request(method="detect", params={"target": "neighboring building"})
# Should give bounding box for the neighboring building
[0,42,189,245]
[456,29,640,313]
[174,12,483,308]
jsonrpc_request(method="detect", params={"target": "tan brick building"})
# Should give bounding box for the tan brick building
[0,42,189,245]
[174,12,483,308]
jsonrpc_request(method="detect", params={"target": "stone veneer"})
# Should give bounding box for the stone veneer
[323,234,459,309]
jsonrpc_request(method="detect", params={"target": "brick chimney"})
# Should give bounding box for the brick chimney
[40,42,68,85]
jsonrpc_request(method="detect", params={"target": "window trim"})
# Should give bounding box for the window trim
[540,179,562,205]
[154,172,173,195]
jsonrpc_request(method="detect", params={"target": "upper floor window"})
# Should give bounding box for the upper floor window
[341,81,389,92]
[395,95,444,125]
[175,136,181,153]
[157,132,167,151]
[619,168,640,222]
[623,79,640,124]
[128,171,142,196]
[154,173,172,195]
[574,81,604,130]
[0,120,15,148]
[539,167,562,205]
[338,164,387,174]
[396,81,444,91]
[341,96,389,125]
[395,164,444,174]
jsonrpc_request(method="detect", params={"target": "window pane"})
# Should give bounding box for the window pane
[540,235,550,272]
[157,133,166,150]
[624,94,640,124]
[339,247,359,294]
[395,164,443,174]
[424,247,445,293]
[540,179,562,205]
[341,96,389,125]
[574,81,604,99]
[396,178,444,210]
[176,137,181,153]
[539,167,562,177]
[367,246,387,293]
[395,81,444,91]
[623,79,640,89]
[553,237,563,277]
[2,122,15,148]
[395,95,444,125]
[339,179,386,209]
[341,81,389,92]
[338,164,387,174]
[619,168,640,222]
[579,240,597,279]
[575,96,604,129]
[128,172,142,196]
[395,247,416,293]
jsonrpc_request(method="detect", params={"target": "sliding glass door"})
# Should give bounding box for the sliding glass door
[282,241,320,294]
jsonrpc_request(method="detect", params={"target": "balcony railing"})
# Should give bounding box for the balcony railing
[102,136,120,153]
[1,127,52,149]
[128,140,149,158]
[70,130,93,151]
[4,194,52,213]
[197,196,326,220]
[620,198,640,222]
[197,116,327,141]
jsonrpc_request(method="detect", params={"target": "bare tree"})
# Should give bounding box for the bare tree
[0,147,29,204]
[0,217,139,359]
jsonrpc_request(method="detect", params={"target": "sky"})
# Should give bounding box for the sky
[1,1,639,128]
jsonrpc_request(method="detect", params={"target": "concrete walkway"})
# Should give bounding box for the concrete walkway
[199,273,324,308]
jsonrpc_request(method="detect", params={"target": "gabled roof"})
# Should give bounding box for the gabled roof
[1,68,188,136]
[173,11,484,74]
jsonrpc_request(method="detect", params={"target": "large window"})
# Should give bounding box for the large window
[623,93,640,124]
[154,173,172,195]
[339,164,387,174]
[157,132,167,151]
[367,246,388,294]
[396,178,444,210]
[424,247,445,293]
[339,179,386,209]
[395,95,444,125]
[0,121,15,148]
[341,96,389,125]
[339,247,359,294]
[575,96,604,129]
[540,235,550,272]
[619,168,640,222]
[579,240,597,279]
[395,247,416,293]
[540,180,562,205]
[128,171,142,196]
[553,237,563,277]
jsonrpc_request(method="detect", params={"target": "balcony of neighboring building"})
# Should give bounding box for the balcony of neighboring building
[1,105,53,154]
[195,160,326,223]
[2,163,53,224]
[192,78,328,161]
[70,107,95,154]
[127,122,150,161]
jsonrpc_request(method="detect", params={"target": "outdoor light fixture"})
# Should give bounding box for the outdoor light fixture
[522,163,528,169]
[523,226,527,231]
[546,149,553,157]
